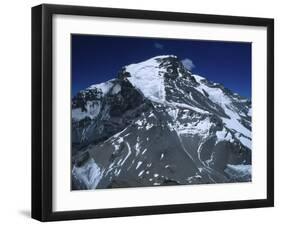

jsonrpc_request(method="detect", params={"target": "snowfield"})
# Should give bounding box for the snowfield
[125,56,168,103]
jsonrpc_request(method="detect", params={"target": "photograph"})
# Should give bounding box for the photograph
[71,35,252,190]
[30,3,274,221]
[29,3,276,221]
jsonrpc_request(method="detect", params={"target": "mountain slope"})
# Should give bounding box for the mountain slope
[71,55,252,190]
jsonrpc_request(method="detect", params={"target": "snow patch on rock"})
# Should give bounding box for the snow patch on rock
[72,101,101,121]
[88,80,114,96]
[216,128,234,144]
[225,164,252,181]
[72,158,104,189]
[111,84,121,94]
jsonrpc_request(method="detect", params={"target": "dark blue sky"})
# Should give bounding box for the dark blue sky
[72,34,251,99]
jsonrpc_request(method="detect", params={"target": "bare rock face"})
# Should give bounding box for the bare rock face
[71,55,252,190]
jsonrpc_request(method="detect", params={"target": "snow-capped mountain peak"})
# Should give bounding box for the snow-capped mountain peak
[123,55,194,103]
[71,55,252,190]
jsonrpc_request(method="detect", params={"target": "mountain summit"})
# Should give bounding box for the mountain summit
[71,55,252,190]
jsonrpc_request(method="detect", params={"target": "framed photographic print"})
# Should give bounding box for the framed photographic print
[32,4,274,221]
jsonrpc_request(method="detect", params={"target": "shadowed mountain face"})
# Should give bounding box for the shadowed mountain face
[71,55,252,190]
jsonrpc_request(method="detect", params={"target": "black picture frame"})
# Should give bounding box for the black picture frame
[32,3,274,222]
